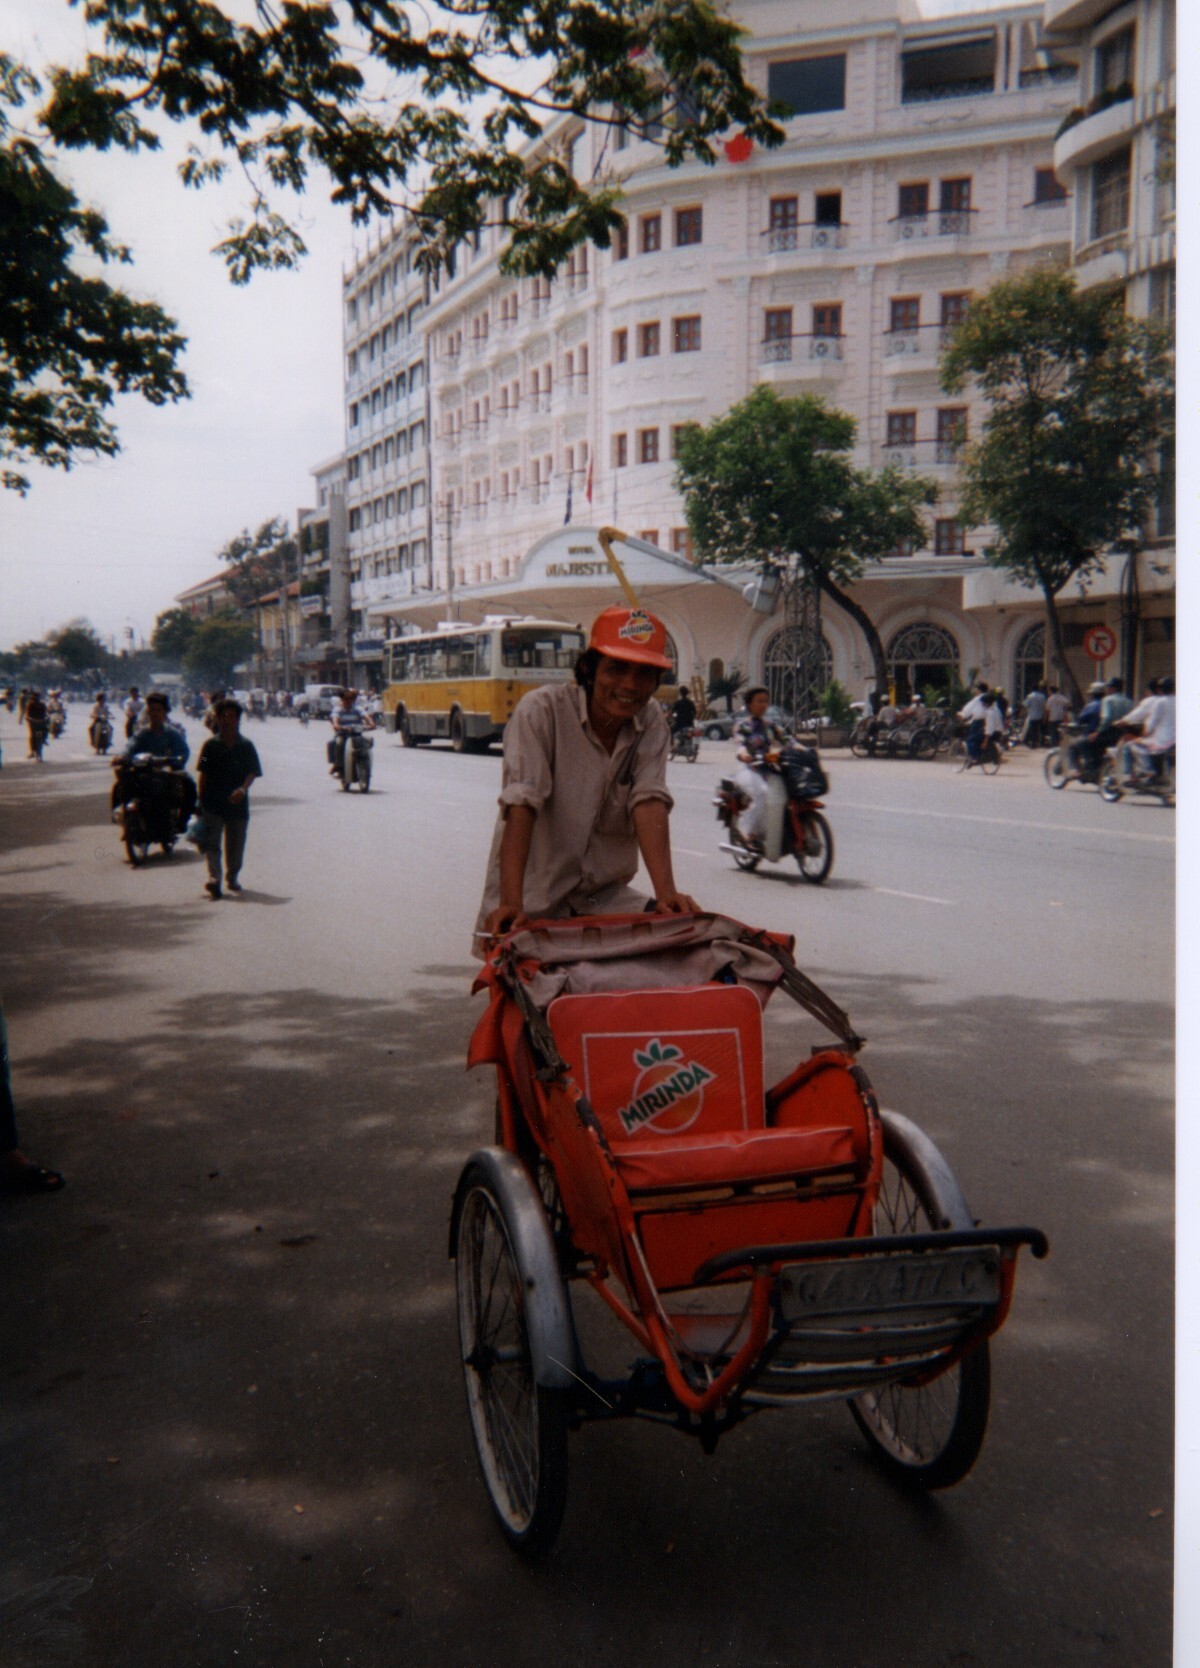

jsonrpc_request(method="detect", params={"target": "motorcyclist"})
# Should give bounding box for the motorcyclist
[669,685,697,737]
[329,687,374,778]
[115,691,196,825]
[25,690,49,759]
[1116,676,1174,784]
[733,686,789,848]
[46,690,66,736]
[89,692,113,750]
[1070,681,1111,777]
[123,686,143,740]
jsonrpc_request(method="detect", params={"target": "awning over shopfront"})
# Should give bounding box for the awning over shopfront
[364,525,757,635]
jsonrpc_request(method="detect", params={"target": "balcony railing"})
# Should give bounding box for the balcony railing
[881,438,965,469]
[902,77,994,105]
[883,323,962,357]
[891,209,977,242]
[530,296,552,318]
[1018,64,1077,89]
[762,221,850,253]
[759,333,845,365]
[567,270,591,293]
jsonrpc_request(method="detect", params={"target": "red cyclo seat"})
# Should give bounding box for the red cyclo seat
[547,985,765,1146]
[611,1125,860,1194]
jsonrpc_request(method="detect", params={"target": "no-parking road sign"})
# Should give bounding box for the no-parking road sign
[1083,625,1117,662]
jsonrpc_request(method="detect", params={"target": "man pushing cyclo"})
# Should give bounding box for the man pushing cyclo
[476,603,699,947]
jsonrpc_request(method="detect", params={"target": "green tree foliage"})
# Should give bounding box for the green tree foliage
[150,607,199,666]
[940,268,1173,703]
[706,664,746,714]
[219,517,297,610]
[50,619,107,673]
[33,0,782,283]
[182,613,256,687]
[1,55,188,492]
[675,387,936,696]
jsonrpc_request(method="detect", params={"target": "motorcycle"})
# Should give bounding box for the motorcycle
[1100,744,1174,808]
[1043,724,1103,791]
[714,746,833,883]
[112,755,195,864]
[668,724,700,763]
[90,714,114,755]
[329,730,373,792]
[48,708,66,740]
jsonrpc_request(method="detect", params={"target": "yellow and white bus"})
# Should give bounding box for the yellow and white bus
[382,616,586,751]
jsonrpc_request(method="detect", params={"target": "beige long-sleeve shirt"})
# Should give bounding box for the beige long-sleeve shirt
[474,682,673,939]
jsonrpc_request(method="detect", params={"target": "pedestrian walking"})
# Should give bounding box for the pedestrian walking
[195,699,263,900]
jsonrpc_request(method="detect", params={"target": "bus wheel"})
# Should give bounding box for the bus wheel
[450,712,468,753]
[399,711,418,748]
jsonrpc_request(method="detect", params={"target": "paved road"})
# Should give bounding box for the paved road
[0,708,1174,1666]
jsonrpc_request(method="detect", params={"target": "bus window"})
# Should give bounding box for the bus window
[501,628,584,670]
[445,635,476,679]
[474,633,492,676]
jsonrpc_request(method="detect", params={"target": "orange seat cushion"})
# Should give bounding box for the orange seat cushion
[547,985,765,1145]
[611,1125,859,1194]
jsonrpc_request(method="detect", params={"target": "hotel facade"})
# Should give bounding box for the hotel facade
[324,0,1173,708]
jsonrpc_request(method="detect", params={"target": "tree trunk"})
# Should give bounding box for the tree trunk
[813,568,889,700]
[1042,586,1082,707]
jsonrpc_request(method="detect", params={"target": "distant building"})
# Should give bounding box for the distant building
[175,570,236,619]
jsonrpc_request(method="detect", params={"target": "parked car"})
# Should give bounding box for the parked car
[701,712,736,740]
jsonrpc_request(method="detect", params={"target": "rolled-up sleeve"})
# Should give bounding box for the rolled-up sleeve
[497,689,555,812]
[628,707,673,812]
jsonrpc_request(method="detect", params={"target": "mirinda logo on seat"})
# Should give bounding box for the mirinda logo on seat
[617,1039,715,1136]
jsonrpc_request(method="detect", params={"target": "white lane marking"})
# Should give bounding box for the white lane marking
[832,799,1175,846]
[874,887,954,905]
[673,848,711,858]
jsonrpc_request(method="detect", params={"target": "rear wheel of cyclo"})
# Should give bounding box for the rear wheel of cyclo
[456,1170,568,1557]
[794,811,833,884]
[909,728,937,761]
[1044,750,1069,789]
[848,1112,990,1490]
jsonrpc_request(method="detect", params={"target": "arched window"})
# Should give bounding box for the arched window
[886,621,959,702]
[762,627,832,715]
[1014,622,1046,701]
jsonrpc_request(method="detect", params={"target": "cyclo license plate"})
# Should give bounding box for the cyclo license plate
[778,1249,1001,1322]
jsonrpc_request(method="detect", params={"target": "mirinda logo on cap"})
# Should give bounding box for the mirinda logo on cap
[618,610,656,646]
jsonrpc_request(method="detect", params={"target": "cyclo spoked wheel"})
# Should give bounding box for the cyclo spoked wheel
[949,739,969,771]
[794,811,833,883]
[1099,765,1122,803]
[849,1113,990,1489]
[1044,750,1069,789]
[981,745,1002,776]
[456,1171,568,1557]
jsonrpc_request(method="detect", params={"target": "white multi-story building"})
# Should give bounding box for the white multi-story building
[1044,0,1175,685]
[337,0,1171,705]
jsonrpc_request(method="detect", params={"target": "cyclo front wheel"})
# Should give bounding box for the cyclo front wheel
[456,1168,568,1557]
[848,1112,990,1489]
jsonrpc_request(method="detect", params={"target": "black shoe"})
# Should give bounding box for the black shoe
[226,879,242,893]
[204,880,222,900]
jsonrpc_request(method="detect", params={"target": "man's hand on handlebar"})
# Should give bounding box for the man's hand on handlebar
[483,904,530,939]
[652,889,701,916]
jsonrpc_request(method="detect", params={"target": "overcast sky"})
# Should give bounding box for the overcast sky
[0,0,365,652]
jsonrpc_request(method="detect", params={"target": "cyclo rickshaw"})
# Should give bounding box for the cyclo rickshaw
[454,912,1047,1556]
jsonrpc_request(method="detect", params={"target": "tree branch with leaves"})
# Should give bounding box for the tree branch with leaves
[674,387,937,697]
[940,267,1173,704]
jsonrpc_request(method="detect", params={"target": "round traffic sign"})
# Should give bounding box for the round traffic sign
[1083,625,1117,661]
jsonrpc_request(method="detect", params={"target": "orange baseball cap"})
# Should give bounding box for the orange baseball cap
[588,606,673,670]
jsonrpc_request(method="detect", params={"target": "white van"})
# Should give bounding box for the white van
[303,683,343,717]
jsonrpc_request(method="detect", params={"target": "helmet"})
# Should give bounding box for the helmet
[1088,680,1107,694]
[587,606,673,670]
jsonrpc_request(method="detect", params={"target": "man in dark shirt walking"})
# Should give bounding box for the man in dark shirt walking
[196,699,263,899]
